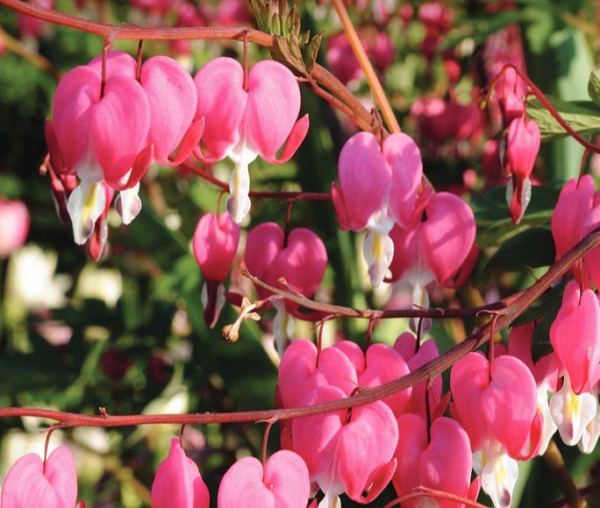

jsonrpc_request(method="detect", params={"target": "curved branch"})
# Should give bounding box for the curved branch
[2,226,600,429]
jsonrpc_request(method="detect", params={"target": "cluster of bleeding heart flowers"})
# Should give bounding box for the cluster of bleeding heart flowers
[46,50,308,260]
[6,305,600,508]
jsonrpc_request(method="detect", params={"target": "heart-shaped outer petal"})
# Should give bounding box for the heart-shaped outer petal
[194,57,247,161]
[193,212,240,283]
[218,451,310,508]
[421,192,476,286]
[420,417,474,508]
[91,76,151,188]
[244,222,285,299]
[87,51,137,80]
[244,60,303,161]
[384,133,423,228]
[140,56,199,164]
[279,339,359,410]
[337,401,399,503]
[52,66,100,173]
[278,228,328,304]
[392,413,427,506]
[359,343,412,416]
[337,132,392,231]
[293,385,348,483]
[152,437,210,508]
[1,446,78,508]
[551,176,594,261]
[550,280,600,395]
[333,340,366,376]
[481,356,538,458]
[506,118,540,181]
[450,353,491,452]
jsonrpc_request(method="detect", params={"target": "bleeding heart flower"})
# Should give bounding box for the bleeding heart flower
[244,222,327,354]
[46,59,152,245]
[218,451,310,508]
[292,385,398,508]
[504,117,540,224]
[193,212,240,328]
[152,437,210,508]
[393,414,480,508]
[194,57,309,223]
[1,446,85,508]
[332,131,423,287]
[388,191,477,311]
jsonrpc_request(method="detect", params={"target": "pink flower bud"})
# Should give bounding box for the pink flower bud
[152,438,209,508]
[0,198,29,258]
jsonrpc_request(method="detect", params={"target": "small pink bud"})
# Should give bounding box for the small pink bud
[0,198,29,258]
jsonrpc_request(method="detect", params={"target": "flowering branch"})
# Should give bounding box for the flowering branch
[2,226,600,429]
[0,0,376,133]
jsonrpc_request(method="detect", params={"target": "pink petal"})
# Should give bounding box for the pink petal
[551,176,594,261]
[261,115,310,164]
[420,417,473,508]
[384,133,423,228]
[392,413,427,506]
[244,222,285,299]
[152,438,209,508]
[52,66,100,172]
[218,457,274,508]
[581,206,600,290]
[265,451,311,508]
[338,132,391,231]
[481,356,537,458]
[450,352,490,452]
[388,223,421,283]
[91,76,151,186]
[550,280,600,395]
[87,51,137,80]
[359,343,412,416]
[333,340,366,376]
[193,212,240,283]
[194,57,246,161]
[140,56,199,164]
[244,60,302,161]
[406,339,443,422]
[421,192,476,286]
[337,401,399,502]
[277,227,328,302]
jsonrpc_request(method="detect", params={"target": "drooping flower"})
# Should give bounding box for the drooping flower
[293,385,398,508]
[332,131,423,287]
[194,57,309,223]
[393,414,480,508]
[1,446,85,508]
[244,222,327,354]
[152,437,210,508]
[193,212,240,328]
[504,117,540,224]
[218,451,310,508]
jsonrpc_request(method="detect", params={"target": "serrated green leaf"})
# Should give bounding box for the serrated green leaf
[486,227,555,272]
[527,96,600,140]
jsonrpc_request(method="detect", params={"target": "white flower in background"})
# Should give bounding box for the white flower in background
[76,264,123,308]
[5,245,71,311]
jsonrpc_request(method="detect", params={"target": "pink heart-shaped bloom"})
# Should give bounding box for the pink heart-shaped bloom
[550,280,600,395]
[1,446,80,508]
[0,198,30,258]
[218,451,310,508]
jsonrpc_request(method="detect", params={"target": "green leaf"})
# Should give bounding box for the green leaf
[588,68,600,107]
[486,227,556,272]
[512,281,566,327]
[527,96,600,140]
